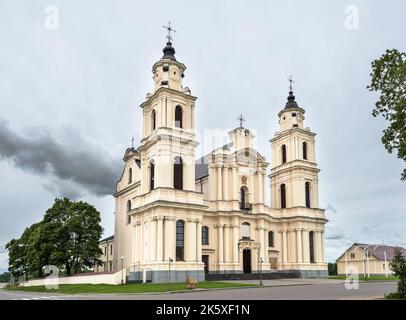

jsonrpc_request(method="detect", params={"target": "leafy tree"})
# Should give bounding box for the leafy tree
[42,198,104,276]
[367,49,406,181]
[328,262,337,276]
[390,247,406,298]
[0,272,11,283]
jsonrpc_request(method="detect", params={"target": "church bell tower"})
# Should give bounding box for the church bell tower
[269,80,320,210]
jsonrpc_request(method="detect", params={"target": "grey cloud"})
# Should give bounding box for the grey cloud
[0,117,121,197]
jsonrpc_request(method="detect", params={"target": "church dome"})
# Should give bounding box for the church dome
[162,42,176,61]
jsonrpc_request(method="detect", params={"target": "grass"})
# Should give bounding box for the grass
[328,275,398,281]
[4,281,254,294]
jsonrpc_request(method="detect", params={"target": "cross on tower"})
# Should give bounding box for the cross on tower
[237,114,246,128]
[162,21,176,43]
[287,75,295,92]
[131,136,135,148]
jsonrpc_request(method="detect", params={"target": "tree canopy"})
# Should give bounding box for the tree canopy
[6,198,103,279]
[368,49,406,181]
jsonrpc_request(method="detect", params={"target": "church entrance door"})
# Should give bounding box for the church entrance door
[202,255,209,274]
[243,249,251,273]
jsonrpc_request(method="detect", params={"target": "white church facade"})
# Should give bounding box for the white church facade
[109,35,328,282]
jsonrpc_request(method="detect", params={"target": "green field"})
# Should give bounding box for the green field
[4,281,254,294]
[329,275,398,281]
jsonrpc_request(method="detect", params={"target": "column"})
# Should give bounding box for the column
[232,166,239,200]
[302,229,310,263]
[218,225,224,263]
[282,230,288,264]
[136,222,141,264]
[259,227,265,261]
[264,228,269,263]
[321,230,325,263]
[315,230,322,263]
[196,220,202,262]
[224,225,230,263]
[156,217,163,262]
[186,219,196,261]
[209,164,217,201]
[217,165,223,200]
[262,173,267,204]
[149,218,156,262]
[132,224,136,263]
[296,229,303,263]
[164,217,175,260]
[232,225,239,263]
[223,166,229,200]
[257,172,263,203]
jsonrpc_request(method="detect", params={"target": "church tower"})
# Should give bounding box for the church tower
[269,85,320,209]
[115,25,206,283]
[269,81,327,275]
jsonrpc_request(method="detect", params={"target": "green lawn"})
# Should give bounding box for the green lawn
[4,281,254,294]
[329,275,398,281]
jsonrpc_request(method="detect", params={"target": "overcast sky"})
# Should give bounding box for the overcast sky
[1,0,405,273]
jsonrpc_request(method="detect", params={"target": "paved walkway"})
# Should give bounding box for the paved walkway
[0,279,397,300]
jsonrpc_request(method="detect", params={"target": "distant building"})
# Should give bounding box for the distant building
[336,243,406,276]
[95,235,114,273]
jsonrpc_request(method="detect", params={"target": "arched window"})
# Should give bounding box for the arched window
[281,144,287,164]
[202,226,209,245]
[127,200,131,224]
[303,142,308,160]
[150,161,155,191]
[240,186,249,210]
[242,222,250,240]
[128,168,132,184]
[280,184,286,208]
[305,182,311,208]
[175,105,183,128]
[268,231,274,247]
[309,231,315,263]
[151,109,156,131]
[176,220,185,261]
[174,156,183,190]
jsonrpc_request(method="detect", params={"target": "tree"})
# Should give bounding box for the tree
[42,198,104,276]
[0,272,11,283]
[367,49,406,181]
[389,247,406,298]
[328,262,337,276]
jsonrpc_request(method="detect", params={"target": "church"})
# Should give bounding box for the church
[108,28,328,282]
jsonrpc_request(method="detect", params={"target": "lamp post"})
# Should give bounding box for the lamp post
[259,257,263,286]
[120,256,124,285]
[168,257,173,292]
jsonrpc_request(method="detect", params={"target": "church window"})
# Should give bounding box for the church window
[175,105,183,128]
[268,231,274,247]
[292,113,296,117]
[174,156,183,190]
[202,226,209,245]
[309,231,315,263]
[350,253,355,259]
[127,200,131,224]
[303,142,308,160]
[176,220,185,261]
[242,222,250,240]
[150,161,155,191]
[280,184,286,208]
[305,182,311,208]
[240,186,249,210]
[152,109,156,131]
[281,144,287,163]
[128,168,132,184]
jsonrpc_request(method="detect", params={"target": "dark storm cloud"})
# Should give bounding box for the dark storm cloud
[0,117,121,196]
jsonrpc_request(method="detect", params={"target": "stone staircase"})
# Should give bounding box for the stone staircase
[205,271,301,281]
